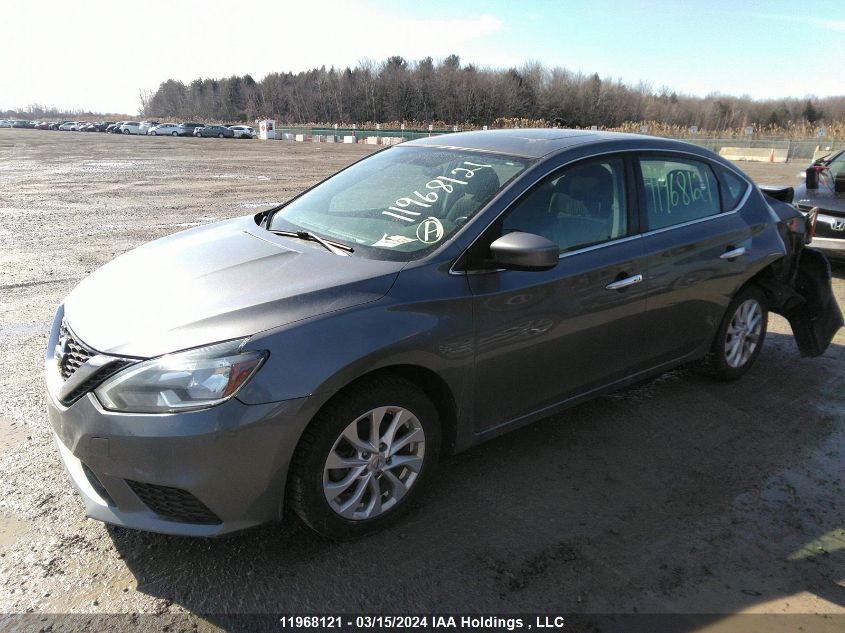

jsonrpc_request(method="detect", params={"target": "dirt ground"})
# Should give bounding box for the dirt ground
[0,130,843,631]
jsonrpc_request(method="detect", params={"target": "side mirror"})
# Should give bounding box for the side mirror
[489,232,559,271]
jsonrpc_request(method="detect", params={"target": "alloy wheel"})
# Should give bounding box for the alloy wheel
[724,299,763,368]
[323,406,425,520]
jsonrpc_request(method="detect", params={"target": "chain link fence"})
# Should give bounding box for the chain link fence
[683,137,845,162]
[275,126,454,143]
[271,127,845,162]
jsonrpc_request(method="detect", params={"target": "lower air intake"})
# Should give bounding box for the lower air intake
[126,480,221,525]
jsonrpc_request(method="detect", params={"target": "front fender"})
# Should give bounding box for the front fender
[236,279,475,408]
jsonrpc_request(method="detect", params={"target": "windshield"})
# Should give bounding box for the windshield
[268,146,528,259]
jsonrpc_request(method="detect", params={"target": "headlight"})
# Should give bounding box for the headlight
[94,339,267,414]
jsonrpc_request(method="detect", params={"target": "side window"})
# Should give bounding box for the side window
[715,166,749,210]
[640,157,720,230]
[502,157,628,253]
[825,151,845,181]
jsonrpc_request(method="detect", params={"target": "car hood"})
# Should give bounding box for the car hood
[63,216,404,357]
[794,183,845,212]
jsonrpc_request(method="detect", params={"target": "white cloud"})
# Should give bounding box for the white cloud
[754,12,845,32]
[0,0,506,114]
[816,18,845,32]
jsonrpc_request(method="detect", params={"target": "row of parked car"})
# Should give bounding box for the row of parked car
[0,119,256,138]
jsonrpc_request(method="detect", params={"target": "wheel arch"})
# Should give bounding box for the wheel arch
[310,364,459,457]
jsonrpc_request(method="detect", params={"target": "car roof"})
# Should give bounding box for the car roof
[404,128,702,159]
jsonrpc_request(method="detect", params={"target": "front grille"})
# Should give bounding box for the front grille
[126,480,222,525]
[58,320,95,380]
[815,222,845,240]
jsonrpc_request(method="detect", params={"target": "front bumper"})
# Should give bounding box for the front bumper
[46,370,312,536]
[809,236,845,259]
[797,208,845,259]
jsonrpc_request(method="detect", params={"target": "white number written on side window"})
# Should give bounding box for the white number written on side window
[381,162,493,223]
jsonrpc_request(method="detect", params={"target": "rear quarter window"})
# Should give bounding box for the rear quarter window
[715,166,750,210]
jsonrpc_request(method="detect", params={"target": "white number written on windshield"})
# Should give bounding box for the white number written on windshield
[382,162,493,223]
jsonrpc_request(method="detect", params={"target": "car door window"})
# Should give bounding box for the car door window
[502,157,629,253]
[640,157,720,230]
[824,151,845,182]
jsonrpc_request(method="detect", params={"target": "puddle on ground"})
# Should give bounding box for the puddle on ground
[0,416,28,454]
[0,515,30,550]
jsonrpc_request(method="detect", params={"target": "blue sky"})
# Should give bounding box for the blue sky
[2,0,843,114]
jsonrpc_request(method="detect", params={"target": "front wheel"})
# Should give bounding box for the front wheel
[150,131,156,135]
[171,131,178,136]
[706,285,768,381]
[288,376,441,539]
[218,132,224,138]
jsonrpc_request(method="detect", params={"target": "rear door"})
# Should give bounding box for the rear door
[635,153,755,364]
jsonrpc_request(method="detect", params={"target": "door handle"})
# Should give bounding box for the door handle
[605,274,643,291]
[720,247,747,260]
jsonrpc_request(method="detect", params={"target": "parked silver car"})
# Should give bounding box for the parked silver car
[119,122,142,135]
[793,149,845,259]
[138,121,161,135]
[148,123,181,136]
[195,124,234,138]
[229,125,255,139]
[176,122,205,137]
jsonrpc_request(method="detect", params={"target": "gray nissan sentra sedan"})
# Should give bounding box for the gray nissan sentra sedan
[45,130,843,539]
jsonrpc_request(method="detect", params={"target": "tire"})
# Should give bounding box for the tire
[171,131,178,136]
[122,129,129,134]
[288,375,441,539]
[218,132,224,138]
[150,131,156,136]
[704,285,768,381]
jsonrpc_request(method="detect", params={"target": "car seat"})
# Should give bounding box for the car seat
[446,167,501,223]
[550,164,616,251]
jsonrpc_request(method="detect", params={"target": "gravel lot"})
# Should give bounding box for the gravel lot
[0,130,843,630]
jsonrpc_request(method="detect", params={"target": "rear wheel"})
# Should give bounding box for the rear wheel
[150,131,156,135]
[171,131,178,136]
[288,376,441,539]
[218,132,224,138]
[705,285,768,381]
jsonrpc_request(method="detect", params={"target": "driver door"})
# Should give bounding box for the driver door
[467,155,654,432]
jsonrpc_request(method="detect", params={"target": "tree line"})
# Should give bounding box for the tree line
[137,55,845,134]
[6,55,843,135]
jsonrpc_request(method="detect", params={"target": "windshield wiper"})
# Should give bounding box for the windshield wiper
[270,230,354,256]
